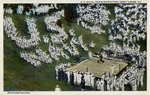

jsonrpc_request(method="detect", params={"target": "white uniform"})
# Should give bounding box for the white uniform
[90,76,95,88]
[101,74,105,80]
[110,81,114,91]
[140,68,145,87]
[96,80,100,90]
[77,73,82,85]
[121,82,125,91]
[137,71,141,86]
[107,79,110,91]
[77,73,80,84]
[115,81,120,91]
[119,77,125,91]
[132,80,137,91]
[84,73,87,86]
[140,75,144,87]
[100,79,104,91]
[111,65,114,74]
[87,73,91,86]
[73,71,77,84]
[66,71,70,84]
[113,76,117,87]
[55,87,61,91]
[55,67,59,80]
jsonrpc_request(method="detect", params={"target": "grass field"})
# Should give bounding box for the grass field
[4,4,146,91]
[4,13,109,91]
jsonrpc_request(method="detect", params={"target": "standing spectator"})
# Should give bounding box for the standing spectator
[70,72,74,85]
[100,78,105,91]
[140,68,145,87]
[64,70,68,82]
[55,66,59,80]
[90,74,95,88]
[96,79,101,91]
[81,77,86,91]
[58,68,61,81]
[66,70,70,84]
[111,65,114,74]
[55,85,61,91]
[73,70,77,84]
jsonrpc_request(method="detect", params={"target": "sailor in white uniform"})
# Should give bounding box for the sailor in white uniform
[96,79,101,91]
[111,65,115,74]
[90,74,95,88]
[55,85,61,91]
[100,78,105,91]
